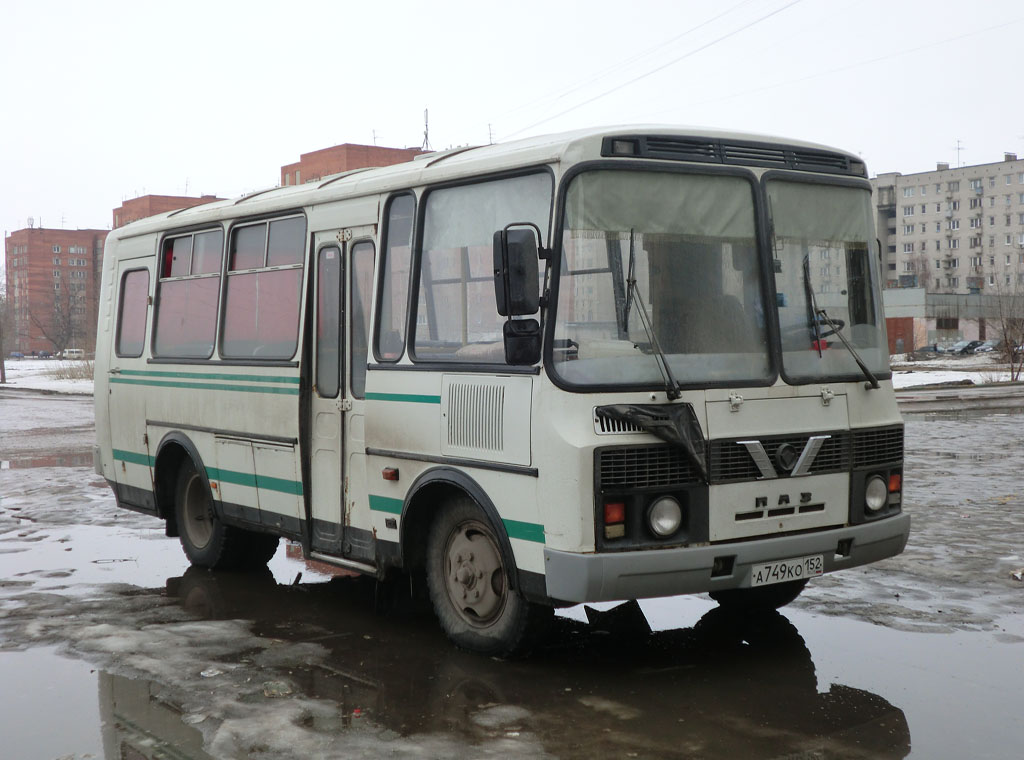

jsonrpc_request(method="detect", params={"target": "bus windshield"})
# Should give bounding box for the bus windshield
[767,180,889,383]
[552,169,771,389]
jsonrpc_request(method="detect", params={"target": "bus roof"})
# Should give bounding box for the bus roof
[109,125,863,240]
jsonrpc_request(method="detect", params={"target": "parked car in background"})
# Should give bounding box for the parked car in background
[948,340,984,355]
[8,351,25,359]
[38,350,53,359]
[61,348,85,360]
[971,339,1002,354]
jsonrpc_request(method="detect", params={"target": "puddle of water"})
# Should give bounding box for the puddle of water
[1,451,95,469]
[0,646,104,759]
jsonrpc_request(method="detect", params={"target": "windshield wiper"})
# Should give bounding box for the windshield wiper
[816,308,880,390]
[625,229,681,400]
[801,252,878,390]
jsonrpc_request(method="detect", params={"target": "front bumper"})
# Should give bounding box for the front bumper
[543,513,910,603]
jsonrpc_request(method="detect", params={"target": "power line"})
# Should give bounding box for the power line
[501,0,803,140]
[494,0,759,124]
[662,17,1024,114]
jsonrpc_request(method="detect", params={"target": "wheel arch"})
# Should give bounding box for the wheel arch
[399,467,521,592]
[154,431,209,537]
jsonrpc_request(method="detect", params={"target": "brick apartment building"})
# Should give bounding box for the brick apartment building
[4,226,107,354]
[4,143,423,358]
[281,143,424,186]
[112,194,221,229]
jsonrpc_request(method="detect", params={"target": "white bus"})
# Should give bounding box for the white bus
[94,126,909,655]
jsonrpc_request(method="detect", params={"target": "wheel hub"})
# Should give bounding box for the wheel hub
[445,522,506,625]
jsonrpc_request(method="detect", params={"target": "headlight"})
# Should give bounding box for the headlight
[865,475,888,512]
[647,496,682,537]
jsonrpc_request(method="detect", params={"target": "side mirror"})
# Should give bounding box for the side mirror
[503,318,541,365]
[493,225,540,317]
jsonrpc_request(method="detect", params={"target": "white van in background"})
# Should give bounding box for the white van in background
[62,349,85,360]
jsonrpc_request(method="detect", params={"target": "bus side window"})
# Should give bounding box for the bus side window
[375,195,415,362]
[116,269,150,358]
[350,241,375,397]
[222,216,306,360]
[153,229,222,359]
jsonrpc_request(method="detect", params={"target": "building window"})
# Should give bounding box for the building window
[904,262,915,271]
[989,177,997,188]
[949,200,960,211]
[949,257,960,267]
[948,240,960,250]
[970,179,982,190]
[902,205,914,216]
[903,243,914,253]
[970,256,982,267]
[1008,175,1014,185]
[1007,254,1013,266]
[903,224,915,235]
[903,187,914,197]
[948,219,960,230]
[920,185,927,196]
[53,256,61,265]
[970,217,981,228]
[988,275,996,286]
[948,181,960,192]
[52,245,61,253]
[1006,235,1013,246]
[970,197,982,209]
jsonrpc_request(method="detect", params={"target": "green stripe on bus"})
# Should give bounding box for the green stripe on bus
[503,518,545,544]
[205,466,303,496]
[368,495,404,515]
[110,377,299,395]
[365,392,442,404]
[112,449,155,467]
[118,369,299,384]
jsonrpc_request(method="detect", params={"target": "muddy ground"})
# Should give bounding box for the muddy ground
[0,387,1021,759]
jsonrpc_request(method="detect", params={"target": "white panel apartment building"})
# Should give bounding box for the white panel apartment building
[873,153,1024,295]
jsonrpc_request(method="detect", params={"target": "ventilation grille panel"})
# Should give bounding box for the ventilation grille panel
[447,382,504,452]
[603,136,866,177]
[597,446,698,489]
[853,425,904,467]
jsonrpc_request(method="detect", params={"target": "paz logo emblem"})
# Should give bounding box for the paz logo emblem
[737,436,831,479]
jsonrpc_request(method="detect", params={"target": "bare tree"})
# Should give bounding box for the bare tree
[28,282,90,355]
[989,279,1024,381]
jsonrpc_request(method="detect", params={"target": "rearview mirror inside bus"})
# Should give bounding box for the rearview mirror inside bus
[493,225,540,316]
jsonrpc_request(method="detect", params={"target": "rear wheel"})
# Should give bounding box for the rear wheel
[426,499,550,656]
[174,458,279,569]
[709,579,808,612]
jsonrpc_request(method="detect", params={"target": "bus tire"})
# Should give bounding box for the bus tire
[426,499,549,656]
[709,578,808,611]
[175,458,243,569]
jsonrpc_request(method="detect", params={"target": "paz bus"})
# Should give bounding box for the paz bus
[94,126,909,655]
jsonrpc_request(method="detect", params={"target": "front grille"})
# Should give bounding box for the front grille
[853,425,904,467]
[603,136,867,177]
[597,446,698,489]
[709,432,851,483]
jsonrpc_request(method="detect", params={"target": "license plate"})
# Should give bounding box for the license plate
[750,555,823,587]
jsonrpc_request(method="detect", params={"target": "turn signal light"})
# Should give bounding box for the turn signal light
[604,501,625,524]
[888,473,902,493]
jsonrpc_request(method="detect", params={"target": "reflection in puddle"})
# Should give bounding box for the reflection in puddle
[1,451,94,469]
[145,568,911,759]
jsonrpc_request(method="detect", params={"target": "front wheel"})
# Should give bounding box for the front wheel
[709,579,808,612]
[426,499,550,656]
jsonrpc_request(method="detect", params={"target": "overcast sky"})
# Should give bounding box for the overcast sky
[2,0,1022,248]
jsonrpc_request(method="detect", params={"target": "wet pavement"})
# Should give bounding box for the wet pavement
[0,389,1022,759]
